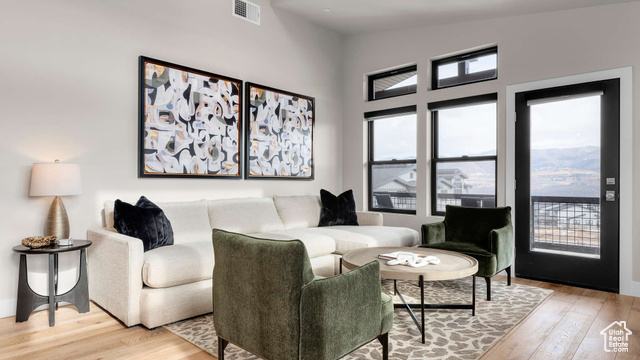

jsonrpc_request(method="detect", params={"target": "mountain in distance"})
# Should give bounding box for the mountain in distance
[530,146,600,197]
[378,146,601,197]
[444,146,600,197]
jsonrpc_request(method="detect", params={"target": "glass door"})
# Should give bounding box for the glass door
[515,79,620,292]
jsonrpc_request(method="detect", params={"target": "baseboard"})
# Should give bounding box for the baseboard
[0,298,17,319]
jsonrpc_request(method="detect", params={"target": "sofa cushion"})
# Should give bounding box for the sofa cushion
[303,226,420,254]
[143,242,213,288]
[113,196,174,252]
[208,198,285,234]
[273,195,322,230]
[249,229,336,258]
[158,200,212,244]
[105,199,211,244]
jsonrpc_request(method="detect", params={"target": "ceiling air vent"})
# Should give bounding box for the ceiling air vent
[233,0,260,25]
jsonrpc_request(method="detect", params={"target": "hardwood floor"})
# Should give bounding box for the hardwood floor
[0,277,637,359]
[483,276,639,360]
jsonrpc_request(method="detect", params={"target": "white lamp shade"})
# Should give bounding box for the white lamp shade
[30,162,82,196]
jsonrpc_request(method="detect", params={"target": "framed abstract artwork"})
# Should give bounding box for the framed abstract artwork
[245,83,315,180]
[139,56,243,178]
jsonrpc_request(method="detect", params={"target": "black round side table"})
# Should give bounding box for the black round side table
[13,240,92,327]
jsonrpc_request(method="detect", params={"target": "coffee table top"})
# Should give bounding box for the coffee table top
[342,247,478,281]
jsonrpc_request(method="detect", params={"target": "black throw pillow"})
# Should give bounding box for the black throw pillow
[318,189,359,227]
[114,196,174,252]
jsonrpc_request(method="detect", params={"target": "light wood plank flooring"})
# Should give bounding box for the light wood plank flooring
[0,277,637,360]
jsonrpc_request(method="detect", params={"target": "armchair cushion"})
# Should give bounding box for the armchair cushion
[380,292,394,335]
[419,241,497,277]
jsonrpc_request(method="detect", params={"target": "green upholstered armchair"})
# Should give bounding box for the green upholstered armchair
[212,229,393,360]
[419,205,513,301]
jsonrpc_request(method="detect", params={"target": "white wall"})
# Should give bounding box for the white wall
[0,0,344,316]
[342,3,640,292]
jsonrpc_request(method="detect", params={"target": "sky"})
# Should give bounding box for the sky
[373,114,417,160]
[438,103,496,157]
[530,95,600,149]
[373,93,601,161]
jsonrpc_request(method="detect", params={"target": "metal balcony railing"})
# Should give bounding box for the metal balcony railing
[372,192,496,212]
[531,196,600,256]
[435,193,496,212]
[372,191,416,210]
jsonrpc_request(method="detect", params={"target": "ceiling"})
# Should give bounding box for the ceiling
[271,0,639,35]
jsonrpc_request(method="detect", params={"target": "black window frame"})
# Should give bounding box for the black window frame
[368,65,418,101]
[429,93,498,216]
[366,105,418,215]
[431,46,498,90]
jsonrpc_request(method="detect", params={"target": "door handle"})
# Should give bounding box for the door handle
[605,191,616,202]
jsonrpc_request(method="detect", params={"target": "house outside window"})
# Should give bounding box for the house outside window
[368,65,417,101]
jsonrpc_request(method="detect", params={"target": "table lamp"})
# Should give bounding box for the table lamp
[30,160,82,239]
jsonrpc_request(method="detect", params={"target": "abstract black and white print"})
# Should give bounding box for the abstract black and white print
[246,83,314,179]
[139,57,242,178]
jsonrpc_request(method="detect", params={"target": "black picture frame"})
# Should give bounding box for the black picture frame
[244,82,315,180]
[138,56,243,178]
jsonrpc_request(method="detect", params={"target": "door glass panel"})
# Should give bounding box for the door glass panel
[529,95,601,258]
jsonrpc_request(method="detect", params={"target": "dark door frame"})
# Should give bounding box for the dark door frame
[514,79,620,293]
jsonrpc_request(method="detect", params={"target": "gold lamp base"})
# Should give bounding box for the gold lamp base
[45,196,70,239]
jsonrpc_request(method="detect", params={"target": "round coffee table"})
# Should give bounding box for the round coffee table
[341,246,478,344]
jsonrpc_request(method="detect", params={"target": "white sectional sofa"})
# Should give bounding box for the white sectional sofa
[87,195,419,328]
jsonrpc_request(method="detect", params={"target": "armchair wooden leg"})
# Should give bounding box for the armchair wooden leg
[377,332,389,360]
[485,277,491,301]
[506,266,512,286]
[218,337,228,360]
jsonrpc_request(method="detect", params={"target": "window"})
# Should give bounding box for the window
[366,105,417,214]
[368,65,417,101]
[432,47,497,90]
[429,93,497,215]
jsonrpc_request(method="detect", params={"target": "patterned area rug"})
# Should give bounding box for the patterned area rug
[164,278,552,359]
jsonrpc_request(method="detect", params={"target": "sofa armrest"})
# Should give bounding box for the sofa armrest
[489,224,514,271]
[299,261,384,359]
[87,228,144,327]
[356,211,383,226]
[421,221,446,245]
